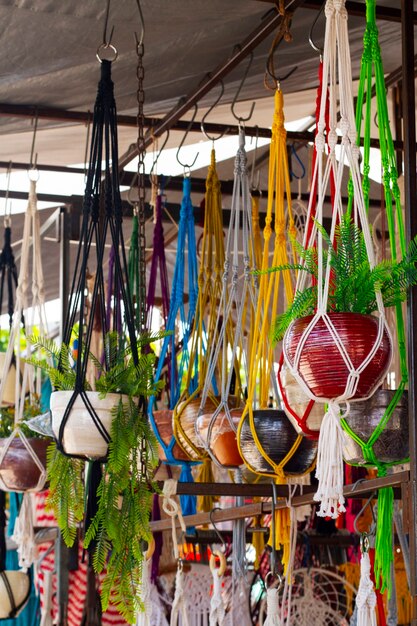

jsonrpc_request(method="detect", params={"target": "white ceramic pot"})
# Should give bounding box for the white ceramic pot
[0,570,30,618]
[280,364,324,434]
[0,352,17,406]
[50,390,128,459]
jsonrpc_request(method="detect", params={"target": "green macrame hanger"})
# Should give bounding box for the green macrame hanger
[341,0,408,596]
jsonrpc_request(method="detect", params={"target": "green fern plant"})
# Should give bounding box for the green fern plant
[259,215,417,343]
[27,330,167,623]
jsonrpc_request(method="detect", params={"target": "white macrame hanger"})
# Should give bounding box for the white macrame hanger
[282,0,392,519]
[196,126,258,467]
[355,536,378,626]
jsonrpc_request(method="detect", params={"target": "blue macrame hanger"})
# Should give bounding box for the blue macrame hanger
[148,170,200,517]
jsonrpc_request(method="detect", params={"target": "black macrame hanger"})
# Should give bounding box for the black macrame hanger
[58,59,139,459]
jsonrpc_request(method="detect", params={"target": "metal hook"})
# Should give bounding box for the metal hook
[265,10,297,90]
[134,0,145,48]
[96,0,118,62]
[150,130,170,178]
[308,1,325,58]
[230,50,256,124]
[200,79,226,142]
[290,144,306,180]
[209,507,227,553]
[353,491,377,536]
[176,104,200,174]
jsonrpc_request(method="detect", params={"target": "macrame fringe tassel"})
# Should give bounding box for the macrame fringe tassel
[374,486,394,596]
[170,565,189,626]
[267,509,290,576]
[209,566,226,626]
[196,459,217,512]
[12,492,37,569]
[356,551,377,626]
[263,588,282,626]
[314,404,346,518]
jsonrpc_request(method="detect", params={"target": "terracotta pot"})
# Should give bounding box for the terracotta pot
[50,390,129,459]
[279,360,323,438]
[175,396,218,460]
[197,409,243,468]
[342,389,409,466]
[0,570,30,618]
[239,409,317,477]
[0,438,49,492]
[284,313,392,401]
[152,409,190,462]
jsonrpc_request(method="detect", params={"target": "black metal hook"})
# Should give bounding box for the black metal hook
[209,507,227,552]
[231,50,256,124]
[134,0,145,48]
[200,79,226,142]
[150,130,170,177]
[265,9,297,90]
[308,1,325,57]
[102,0,115,48]
[176,104,199,173]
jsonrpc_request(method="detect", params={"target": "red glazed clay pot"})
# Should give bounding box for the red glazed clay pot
[197,409,243,468]
[153,409,189,462]
[0,438,49,492]
[284,313,392,401]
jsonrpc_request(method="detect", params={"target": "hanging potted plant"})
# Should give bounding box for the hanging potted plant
[268,216,417,400]
[27,330,164,623]
[0,395,50,492]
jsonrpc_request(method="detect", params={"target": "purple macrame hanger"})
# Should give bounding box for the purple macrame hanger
[146,190,170,328]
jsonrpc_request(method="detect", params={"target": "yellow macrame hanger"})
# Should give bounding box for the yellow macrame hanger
[237,14,314,481]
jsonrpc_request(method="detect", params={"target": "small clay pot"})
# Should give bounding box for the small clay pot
[174,396,218,461]
[343,389,409,466]
[197,409,243,468]
[284,313,392,401]
[239,409,317,477]
[152,409,190,462]
[0,438,49,492]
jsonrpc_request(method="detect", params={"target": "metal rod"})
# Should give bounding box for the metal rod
[118,0,308,171]
[402,0,417,622]
[150,471,409,532]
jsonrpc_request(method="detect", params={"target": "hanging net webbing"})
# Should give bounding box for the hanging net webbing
[0,179,49,495]
[281,0,392,521]
[195,128,257,471]
[173,150,225,465]
[237,88,317,483]
[339,0,409,595]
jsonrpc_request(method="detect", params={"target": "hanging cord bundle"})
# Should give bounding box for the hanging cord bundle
[146,183,170,332]
[196,126,257,471]
[237,38,317,482]
[173,144,226,510]
[148,174,199,516]
[355,535,377,626]
[338,0,409,595]
[281,0,392,519]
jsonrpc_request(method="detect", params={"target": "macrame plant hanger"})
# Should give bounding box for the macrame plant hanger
[339,0,408,596]
[58,56,140,453]
[283,0,392,521]
[173,90,227,511]
[148,127,200,515]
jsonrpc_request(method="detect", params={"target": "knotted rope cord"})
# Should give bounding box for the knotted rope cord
[197,127,257,470]
[173,150,225,463]
[0,223,18,331]
[148,177,199,473]
[146,189,170,332]
[128,209,142,332]
[263,587,283,626]
[58,60,139,457]
[209,562,226,626]
[356,542,378,626]
[283,0,391,518]
[11,492,36,570]
[237,89,309,481]
[162,480,189,626]
[278,486,297,625]
[338,0,408,594]
[0,179,48,496]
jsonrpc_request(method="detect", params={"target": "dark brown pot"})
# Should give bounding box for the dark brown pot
[342,389,409,465]
[153,409,190,462]
[0,438,49,492]
[284,313,392,400]
[239,409,317,477]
